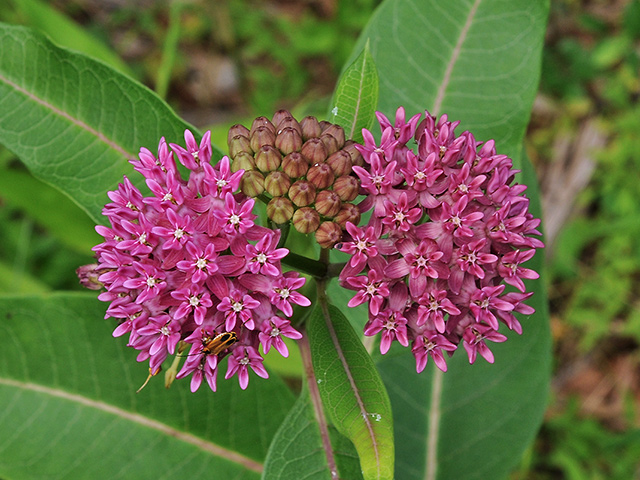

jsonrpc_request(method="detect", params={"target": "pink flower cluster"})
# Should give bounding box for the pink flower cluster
[92,131,308,392]
[339,108,544,372]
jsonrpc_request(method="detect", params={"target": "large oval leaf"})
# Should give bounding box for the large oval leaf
[377,262,549,479]
[307,299,394,480]
[261,388,363,480]
[0,293,295,479]
[0,23,224,224]
[349,0,549,162]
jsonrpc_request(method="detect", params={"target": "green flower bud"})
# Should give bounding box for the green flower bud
[282,152,309,179]
[275,127,303,155]
[333,175,359,201]
[320,132,340,156]
[326,150,352,177]
[300,116,322,141]
[342,140,365,167]
[264,171,291,197]
[250,116,275,137]
[319,120,332,132]
[282,152,309,178]
[307,163,334,189]
[292,207,320,234]
[267,197,294,224]
[230,151,256,172]
[300,138,328,166]
[255,145,282,172]
[322,124,346,148]
[250,126,276,152]
[315,190,342,217]
[315,221,342,249]
[334,203,360,228]
[272,109,293,128]
[228,134,252,158]
[227,124,250,145]
[276,117,302,137]
[241,170,265,197]
[289,180,316,207]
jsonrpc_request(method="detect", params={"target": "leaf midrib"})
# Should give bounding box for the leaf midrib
[0,70,133,159]
[0,377,263,473]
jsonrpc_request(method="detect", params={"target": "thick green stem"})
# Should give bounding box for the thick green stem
[282,248,346,279]
[282,252,328,278]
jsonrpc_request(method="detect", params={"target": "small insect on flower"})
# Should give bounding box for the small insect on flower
[200,331,238,356]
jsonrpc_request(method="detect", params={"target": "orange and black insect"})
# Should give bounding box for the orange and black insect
[199,331,238,356]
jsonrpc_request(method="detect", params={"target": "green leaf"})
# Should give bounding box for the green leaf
[328,40,379,143]
[307,299,394,480]
[10,0,135,78]
[262,389,363,480]
[378,273,550,480]
[0,260,49,293]
[0,293,296,479]
[0,23,225,224]
[0,164,100,254]
[349,0,550,162]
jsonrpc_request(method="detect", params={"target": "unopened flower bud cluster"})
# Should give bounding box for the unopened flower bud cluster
[227,110,364,248]
[338,108,544,372]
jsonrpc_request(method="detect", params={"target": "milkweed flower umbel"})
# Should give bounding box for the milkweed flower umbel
[338,108,544,373]
[84,130,308,392]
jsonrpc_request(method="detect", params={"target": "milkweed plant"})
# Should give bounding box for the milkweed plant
[0,1,551,479]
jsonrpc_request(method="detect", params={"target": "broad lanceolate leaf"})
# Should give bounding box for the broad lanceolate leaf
[328,41,379,143]
[261,389,363,480]
[350,0,550,163]
[0,293,295,480]
[0,23,225,224]
[307,299,394,480]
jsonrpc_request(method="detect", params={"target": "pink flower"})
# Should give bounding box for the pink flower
[176,242,221,284]
[244,232,288,276]
[412,332,457,373]
[152,208,194,250]
[339,109,544,373]
[84,130,308,392]
[417,287,461,333]
[203,156,243,198]
[172,284,213,325]
[259,316,303,357]
[375,106,422,145]
[498,249,539,292]
[338,222,381,273]
[346,269,390,316]
[269,272,311,317]
[217,289,260,330]
[225,346,269,390]
[214,193,257,235]
[462,324,508,364]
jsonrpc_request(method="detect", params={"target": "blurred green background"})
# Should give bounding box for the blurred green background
[0,0,639,478]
